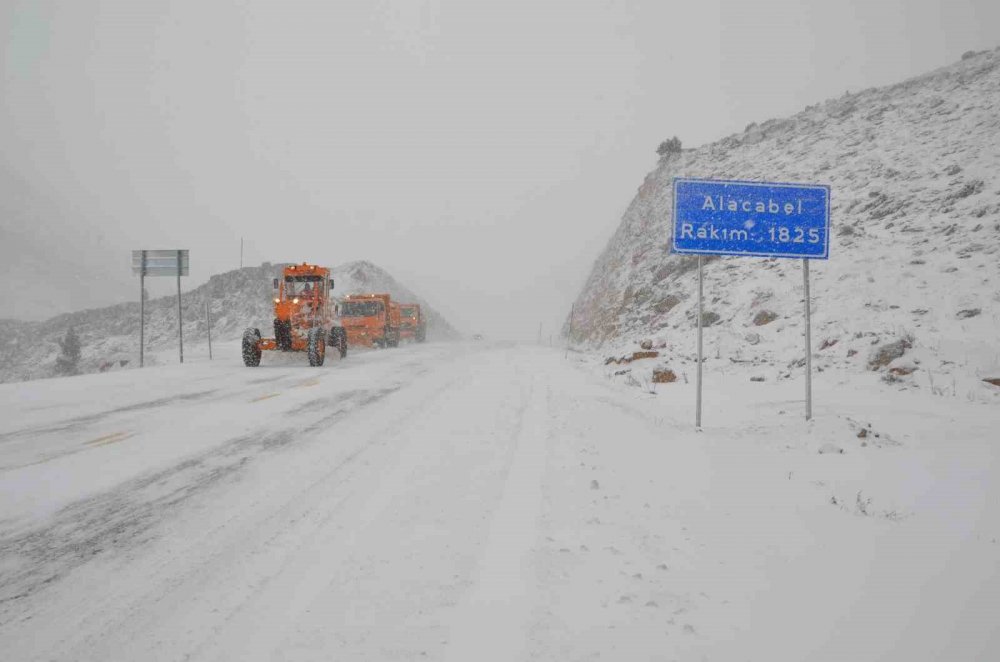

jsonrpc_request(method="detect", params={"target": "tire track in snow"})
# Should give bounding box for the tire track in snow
[181,358,509,660]
[0,389,220,446]
[0,350,473,660]
[218,351,530,660]
[0,386,400,613]
[444,369,550,662]
[103,365,478,661]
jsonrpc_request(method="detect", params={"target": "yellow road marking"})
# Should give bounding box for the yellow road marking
[296,379,320,388]
[251,393,281,402]
[84,432,133,447]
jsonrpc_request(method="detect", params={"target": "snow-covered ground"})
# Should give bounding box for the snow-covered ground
[1,342,997,660]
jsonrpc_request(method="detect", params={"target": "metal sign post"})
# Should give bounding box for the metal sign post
[132,249,189,366]
[176,250,184,363]
[672,178,830,426]
[803,259,812,420]
[139,250,146,368]
[696,255,704,428]
[206,299,213,360]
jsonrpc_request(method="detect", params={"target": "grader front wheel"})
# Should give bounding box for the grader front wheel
[242,328,262,367]
[308,327,326,367]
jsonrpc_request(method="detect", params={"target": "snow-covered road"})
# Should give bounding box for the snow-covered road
[1,342,997,660]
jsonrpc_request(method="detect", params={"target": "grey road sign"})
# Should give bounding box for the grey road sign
[132,249,189,276]
[133,249,189,366]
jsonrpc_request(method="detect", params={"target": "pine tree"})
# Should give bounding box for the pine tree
[54,327,82,376]
[656,136,682,159]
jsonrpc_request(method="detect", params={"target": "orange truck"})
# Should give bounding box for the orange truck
[399,303,426,343]
[340,293,401,348]
[242,263,347,367]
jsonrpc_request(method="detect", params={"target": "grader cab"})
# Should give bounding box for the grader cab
[242,263,347,367]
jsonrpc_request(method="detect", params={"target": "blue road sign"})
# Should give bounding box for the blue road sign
[672,178,830,259]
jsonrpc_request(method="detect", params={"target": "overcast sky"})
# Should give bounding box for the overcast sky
[2,0,998,338]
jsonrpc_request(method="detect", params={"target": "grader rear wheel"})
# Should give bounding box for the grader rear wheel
[328,328,348,359]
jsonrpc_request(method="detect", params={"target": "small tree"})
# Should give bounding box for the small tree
[55,327,82,376]
[656,136,682,159]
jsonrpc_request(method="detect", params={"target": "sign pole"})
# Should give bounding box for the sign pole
[139,250,146,368]
[206,298,213,360]
[177,249,184,364]
[132,249,189,366]
[803,259,812,420]
[696,255,703,428]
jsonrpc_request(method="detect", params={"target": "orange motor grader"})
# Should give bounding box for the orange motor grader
[340,293,401,348]
[242,263,348,367]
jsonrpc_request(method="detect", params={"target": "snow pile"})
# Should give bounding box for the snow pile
[567,48,1000,400]
[0,261,459,384]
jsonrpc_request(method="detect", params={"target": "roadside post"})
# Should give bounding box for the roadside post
[206,298,213,360]
[132,249,190,366]
[672,178,830,426]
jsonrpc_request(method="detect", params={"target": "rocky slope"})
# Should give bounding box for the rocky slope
[566,48,1000,397]
[0,260,459,384]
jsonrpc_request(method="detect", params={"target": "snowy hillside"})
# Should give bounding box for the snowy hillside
[567,48,1000,398]
[0,260,459,384]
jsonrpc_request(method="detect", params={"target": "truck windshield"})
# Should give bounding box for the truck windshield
[285,276,323,297]
[341,301,382,317]
[401,307,417,318]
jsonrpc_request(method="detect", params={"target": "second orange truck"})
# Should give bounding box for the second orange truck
[340,293,401,348]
